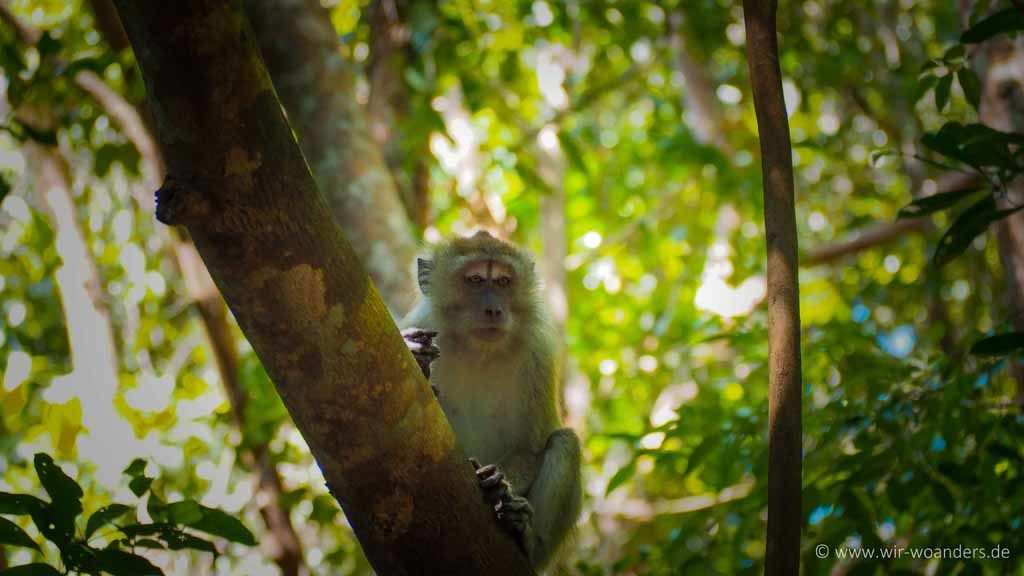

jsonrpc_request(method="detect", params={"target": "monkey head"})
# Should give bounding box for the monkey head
[417,231,542,351]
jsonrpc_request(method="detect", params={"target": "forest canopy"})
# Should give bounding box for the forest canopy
[1,0,1023,575]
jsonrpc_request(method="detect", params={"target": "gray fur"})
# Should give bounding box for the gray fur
[400,233,581,570]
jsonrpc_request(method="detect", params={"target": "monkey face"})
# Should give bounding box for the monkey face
[417,232,542,352]
[460,259,515,343]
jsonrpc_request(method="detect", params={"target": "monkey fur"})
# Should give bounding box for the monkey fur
[401,231,582,570]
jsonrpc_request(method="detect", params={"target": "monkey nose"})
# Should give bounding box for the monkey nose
[484,308,503,319]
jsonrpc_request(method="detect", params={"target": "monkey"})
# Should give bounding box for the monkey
[400,231,582,570]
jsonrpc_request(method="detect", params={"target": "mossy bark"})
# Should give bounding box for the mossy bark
[245,0,420,317]
[111,2,532,573]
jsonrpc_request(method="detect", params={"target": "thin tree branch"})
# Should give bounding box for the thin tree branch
[0,0,39,45]
[803,172,981,266]
[742,1,803,574]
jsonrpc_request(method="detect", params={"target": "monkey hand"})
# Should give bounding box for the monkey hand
[401,328,439,382]
[470,459,536,558]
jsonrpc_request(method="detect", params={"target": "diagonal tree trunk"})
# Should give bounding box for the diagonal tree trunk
[742,1,803,574]
[76,64,308,576]
[85,0,420,318]
[110,2,533,573]
[245,0,420,318]
[36,4,310,570]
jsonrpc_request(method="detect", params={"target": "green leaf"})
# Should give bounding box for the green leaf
[0,564,64,575]
[157,527,217,554]
[605,460,636,497]
[133,538,165,549]
[35,32,61,57]
[0,492,47,516]
[95,548,163,576]
[85,504,133,538]
[309,494,340,525]
[943,44,966,62]
[958,68,982,110]
[0,173,10,204]
[165,500,203,525]
[896,185,986,219]
[933,195,1023,266]
[119,522,172,538]
[683,437,717,477]
[0,516,40,551]
[123,459,148,478]
[970,332,1024,356]
[59,542,101,573]
[146,493,166,522]
[33,453,82,542]
[935,74,953,112]
[17,123,57,147]
[119,523,217,555]
[921,122,1024,171]
[0,493,59,549]
[129,476,153,498]
[961,8,1024,43]
[186,505,256,546]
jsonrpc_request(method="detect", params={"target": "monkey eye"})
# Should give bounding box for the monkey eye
[495,276,511,287]
[466,274,485,284]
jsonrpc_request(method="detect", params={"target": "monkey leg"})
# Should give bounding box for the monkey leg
[401,328,439,380]
[524,428,582,569]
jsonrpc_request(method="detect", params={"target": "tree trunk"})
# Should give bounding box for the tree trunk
[110,2,533,573]
[245,0,420,317]
[974,37,1024,405]
[959,0,1024,403]
[71,9,309,571]
[742,1,803,574]
[367,0,431,229]
[667,11,733,153]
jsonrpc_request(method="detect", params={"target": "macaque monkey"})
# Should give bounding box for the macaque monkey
[401,231,582,570]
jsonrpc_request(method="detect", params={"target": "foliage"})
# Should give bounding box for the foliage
[0,454,252,575]
[0,0,1023,575]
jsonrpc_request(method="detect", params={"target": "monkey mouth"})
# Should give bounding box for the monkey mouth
[471,327,506,342]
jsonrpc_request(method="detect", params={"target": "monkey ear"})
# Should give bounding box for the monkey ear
[417,258,434,295]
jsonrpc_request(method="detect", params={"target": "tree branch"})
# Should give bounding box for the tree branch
[804,218,931,265]
[0,0,39,45]
[110,1,532,573]
[803,172,980,266]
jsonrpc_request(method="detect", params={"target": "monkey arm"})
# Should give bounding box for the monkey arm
[524,428,582,569]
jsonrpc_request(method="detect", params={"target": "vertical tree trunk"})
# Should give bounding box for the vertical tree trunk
[979,45,1024,405]
[110,2,533,573]
[962,1,1024,403]
[667,11,733,153]
[245,0,420,317]
[367,0,431,229]
[742,2,803,574]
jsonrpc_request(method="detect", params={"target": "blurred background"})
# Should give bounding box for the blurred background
[1,0,1023,574]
